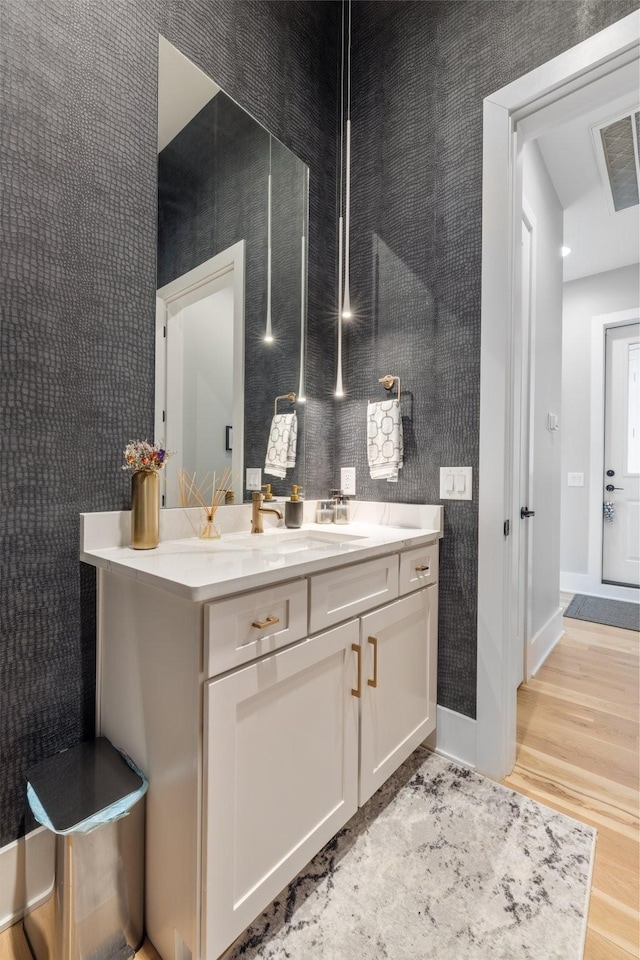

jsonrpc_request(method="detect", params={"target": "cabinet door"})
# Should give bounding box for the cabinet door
[359,588,437,806]
[202,620,360,959]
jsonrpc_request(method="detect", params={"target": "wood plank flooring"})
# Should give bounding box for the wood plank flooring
[0,925,161,960]
[1,613,637,960]
[504,615,640,960]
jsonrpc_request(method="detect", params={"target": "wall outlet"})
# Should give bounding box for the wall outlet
[341,467,356,497]
[567,472,584,487]
[246,468,262,491]
[439,466,473,501]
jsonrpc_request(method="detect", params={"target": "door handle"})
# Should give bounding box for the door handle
[367,636,378,688]
[351,643,362,698]
[520,507,535,518]
[605,485,624,492]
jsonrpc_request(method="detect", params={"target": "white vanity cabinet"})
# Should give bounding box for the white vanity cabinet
[358,588,437,805]
[203,619,359,958]
[95,535,439,960]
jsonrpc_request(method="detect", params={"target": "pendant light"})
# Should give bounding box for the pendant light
[335,0,348,397]
[341,0,352,321]
[264,136,274,343]
[298,167,309,402]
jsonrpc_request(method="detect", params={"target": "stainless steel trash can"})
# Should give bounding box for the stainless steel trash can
[23,737,147,960]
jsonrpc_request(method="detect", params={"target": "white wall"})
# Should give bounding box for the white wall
[523,141,564,649]
[561,263,640,576]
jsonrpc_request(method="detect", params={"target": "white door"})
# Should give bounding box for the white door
[602,322,640,587]
[156,241,245,506]
[359,588,437,807]
[517,214,534,686]
[202,620,359,960]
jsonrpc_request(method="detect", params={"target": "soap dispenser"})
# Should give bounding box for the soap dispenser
[333,492,351,524]
[285,485,304,529]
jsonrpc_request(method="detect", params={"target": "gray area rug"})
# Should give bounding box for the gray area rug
[565,593,640,631]
[224,748,595,960]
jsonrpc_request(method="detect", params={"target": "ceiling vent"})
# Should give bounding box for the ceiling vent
[594,110,640,213]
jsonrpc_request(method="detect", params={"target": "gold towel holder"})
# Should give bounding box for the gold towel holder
[378,375,401,403]
[274,392,296,415]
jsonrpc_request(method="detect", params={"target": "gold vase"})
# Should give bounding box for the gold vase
[131,470,160,549]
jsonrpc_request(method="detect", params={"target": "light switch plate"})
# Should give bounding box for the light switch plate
[246,468,262,491]
[440,467,472,500]
[567,472,584,487]
[341,467,356,497]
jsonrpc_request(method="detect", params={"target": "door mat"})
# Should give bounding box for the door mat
[223,748,596,960]
[565,593,640,631]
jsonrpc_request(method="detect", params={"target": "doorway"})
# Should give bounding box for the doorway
[477,11,639,780]
[603,321,640,587]
[155,241,245,506]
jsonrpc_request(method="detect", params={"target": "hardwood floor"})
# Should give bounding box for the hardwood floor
[0,925,161,960]
[1,613,637,960]
[504,615,640,960]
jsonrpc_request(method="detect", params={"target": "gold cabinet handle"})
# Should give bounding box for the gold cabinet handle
[251,615,280,629]
[351,643,361,698]
[415,564,429,572]
[368,635,378,688]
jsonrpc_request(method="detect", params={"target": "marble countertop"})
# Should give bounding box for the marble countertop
[81,511,441,602]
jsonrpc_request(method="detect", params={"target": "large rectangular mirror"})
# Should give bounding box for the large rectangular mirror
[155,37,308,505]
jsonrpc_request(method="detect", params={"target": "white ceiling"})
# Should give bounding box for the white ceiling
[537,83,640,283]
[158,36,220,152]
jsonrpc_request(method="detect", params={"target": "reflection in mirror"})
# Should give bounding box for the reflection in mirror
[155,37,308,506]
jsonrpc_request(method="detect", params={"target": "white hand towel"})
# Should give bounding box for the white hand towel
[367,399,403,482]
[265,411,297,479]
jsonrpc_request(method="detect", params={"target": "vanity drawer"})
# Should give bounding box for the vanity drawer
[205,579,308,677]
[399,542,439,594]
[309,555,399,633]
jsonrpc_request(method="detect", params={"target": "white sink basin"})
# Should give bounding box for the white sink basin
[252,530,364,551]
[163,529,365,558]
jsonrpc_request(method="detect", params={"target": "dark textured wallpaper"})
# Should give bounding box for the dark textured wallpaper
[336,0,639,718]
[0,0,636,849]
[0,0,338,847]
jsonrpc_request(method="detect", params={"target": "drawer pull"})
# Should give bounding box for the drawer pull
[251,615,280,629]
[415,564,429,573]
[351,643,362,698]
[368,635,378,688]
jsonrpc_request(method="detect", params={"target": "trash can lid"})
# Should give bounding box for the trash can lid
[26,737,144,832]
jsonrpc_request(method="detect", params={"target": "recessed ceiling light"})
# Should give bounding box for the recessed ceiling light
[561,246,571,257]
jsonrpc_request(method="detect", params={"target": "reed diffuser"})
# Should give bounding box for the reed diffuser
[178,467,235,539]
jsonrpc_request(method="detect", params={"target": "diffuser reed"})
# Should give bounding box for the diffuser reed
[177,467,235,539]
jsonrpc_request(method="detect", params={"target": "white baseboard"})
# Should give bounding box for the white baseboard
[426,705,477,769]
[0,828,54,933]
[527,606,564,678]
[560,571,640,603]
[559,572,590,595]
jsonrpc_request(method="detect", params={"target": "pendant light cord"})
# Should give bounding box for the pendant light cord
[341,0,352,321]
[265,136,273,342]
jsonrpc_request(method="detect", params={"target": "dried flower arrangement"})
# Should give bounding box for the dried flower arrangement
[122,439,172,473]
[178,467,235,539]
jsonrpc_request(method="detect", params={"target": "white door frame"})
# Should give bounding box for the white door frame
[477,11,640,780]
[589,310,640,597]
[156,241,245,505]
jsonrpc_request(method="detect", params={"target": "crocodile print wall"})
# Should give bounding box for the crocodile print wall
[1,0,635,849]
[336,0,638,718]
[0,0,338,847]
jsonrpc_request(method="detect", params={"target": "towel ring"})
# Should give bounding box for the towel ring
[378,375,401,403]
[274,392,296,415]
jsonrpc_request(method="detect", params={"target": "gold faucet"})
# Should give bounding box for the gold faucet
[251,491,283,533]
